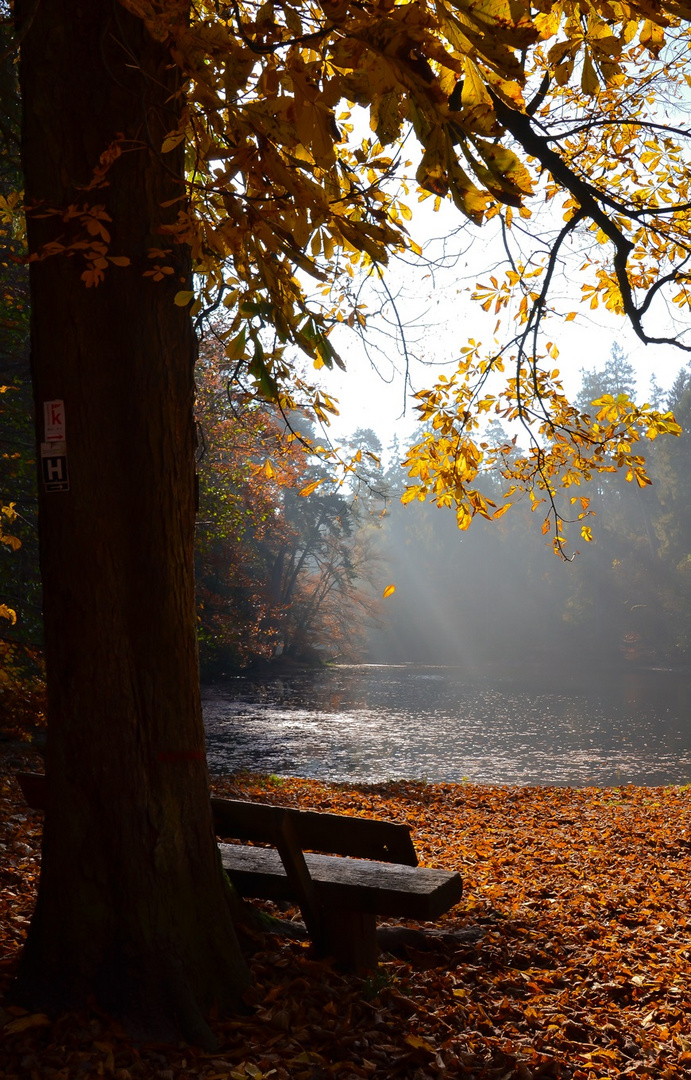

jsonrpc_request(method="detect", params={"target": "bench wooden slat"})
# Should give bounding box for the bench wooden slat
[211,797,418,866]
[219,843,463,920]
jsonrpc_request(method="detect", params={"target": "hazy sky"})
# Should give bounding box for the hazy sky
[316,193,691,450]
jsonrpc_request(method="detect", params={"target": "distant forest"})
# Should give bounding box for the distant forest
[4,326,691,677]
[373,344,691,676]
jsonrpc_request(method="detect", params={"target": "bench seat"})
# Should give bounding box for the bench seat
[220,843,464,919]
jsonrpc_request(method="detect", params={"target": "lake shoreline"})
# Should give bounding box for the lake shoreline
[202,663,691,788]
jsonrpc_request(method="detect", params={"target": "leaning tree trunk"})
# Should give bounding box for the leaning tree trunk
[15,0,250,1045]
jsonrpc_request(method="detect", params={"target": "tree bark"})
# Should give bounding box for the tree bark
[14,0,250,1046]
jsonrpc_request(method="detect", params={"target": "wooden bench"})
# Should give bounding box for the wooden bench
[15,772,464,972]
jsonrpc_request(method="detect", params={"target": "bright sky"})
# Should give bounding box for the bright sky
[309,54,691,457]
[316,192,691,457]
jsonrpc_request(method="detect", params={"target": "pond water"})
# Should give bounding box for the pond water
[202,664,691,787]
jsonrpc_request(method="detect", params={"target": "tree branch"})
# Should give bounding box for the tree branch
[489,91,691,352]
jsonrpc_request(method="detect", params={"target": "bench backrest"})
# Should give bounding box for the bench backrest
[15,772,45,810]
[14,773,418,868]
[211,797,418,866]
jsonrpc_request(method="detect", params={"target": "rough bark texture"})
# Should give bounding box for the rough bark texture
[15,0,250,1045]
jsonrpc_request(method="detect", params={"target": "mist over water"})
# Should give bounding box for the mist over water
[198,358,691,788]
[203,664,691,787]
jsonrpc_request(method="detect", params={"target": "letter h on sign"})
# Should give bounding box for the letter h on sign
[42,453,69,492]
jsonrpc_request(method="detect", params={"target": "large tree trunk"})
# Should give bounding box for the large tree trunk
[14,0,250,1046]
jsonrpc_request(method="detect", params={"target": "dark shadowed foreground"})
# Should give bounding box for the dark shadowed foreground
[2,747,691,1079]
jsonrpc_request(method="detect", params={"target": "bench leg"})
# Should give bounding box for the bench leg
[316,908,379,973]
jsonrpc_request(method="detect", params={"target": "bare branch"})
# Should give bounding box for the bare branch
[489,91,691,353]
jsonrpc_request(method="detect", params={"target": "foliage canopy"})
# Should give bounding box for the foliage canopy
[10,0,691,551]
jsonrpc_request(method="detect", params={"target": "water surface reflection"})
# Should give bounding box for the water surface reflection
[203,664,691,786]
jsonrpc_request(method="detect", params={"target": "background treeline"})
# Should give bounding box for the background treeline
[0,57,44,729]
[373,345,691,675]
[5,315,691,679]
[194,343,387,674]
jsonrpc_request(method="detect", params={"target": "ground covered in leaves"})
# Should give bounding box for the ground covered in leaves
[2,747,691,1079]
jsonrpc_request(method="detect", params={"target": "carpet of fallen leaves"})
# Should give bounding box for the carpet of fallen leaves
[2,747,691,1080]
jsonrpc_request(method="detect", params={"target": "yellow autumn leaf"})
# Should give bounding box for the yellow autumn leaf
[225,329,246,361]
[382,584,396,599]
[299,478,326,497]
[639,18,665,54]
[161,131,185,154]
[245,1064,265,1080]
[3,1013,51,1033]
[534,9,561,38]
[0,604,17,624]
[173,290,195,306]
[405,1034,436,1052]
[461,58,493,111]
[581,49,600,95]
[416,129,449,198]
[475,139,534,197]
[456,504,472,529]
[447,159,489,223]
